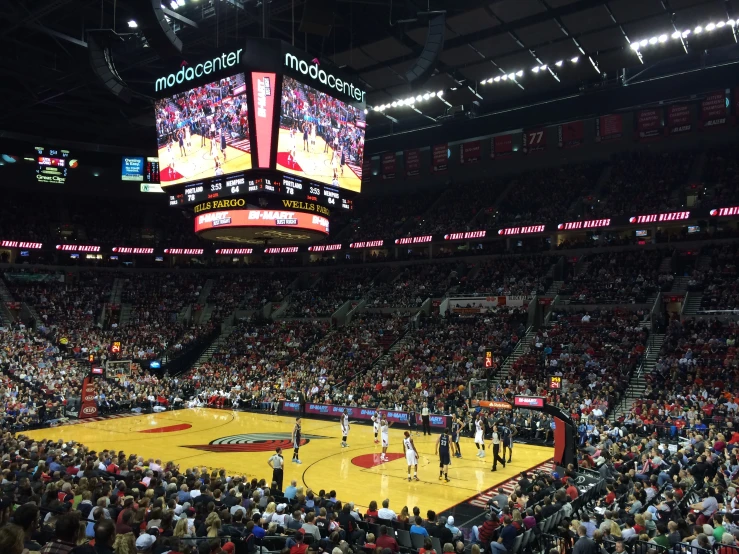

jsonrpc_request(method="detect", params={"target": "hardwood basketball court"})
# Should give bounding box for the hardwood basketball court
[24,408,553,521]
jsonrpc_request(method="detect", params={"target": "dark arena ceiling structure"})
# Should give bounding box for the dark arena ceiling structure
[1,0,739,152]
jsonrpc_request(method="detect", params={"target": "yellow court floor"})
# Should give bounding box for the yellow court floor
[158,135,252,186]
[275,128,362,192]
[23,409,553,517]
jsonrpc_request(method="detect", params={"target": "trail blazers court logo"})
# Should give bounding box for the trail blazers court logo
[184,433,328,453]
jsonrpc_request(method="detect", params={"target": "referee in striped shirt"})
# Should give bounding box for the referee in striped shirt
[268,447,284,492]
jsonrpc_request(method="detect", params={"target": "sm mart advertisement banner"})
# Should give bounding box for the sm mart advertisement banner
[281,402,451,429]
[448,295,532,314]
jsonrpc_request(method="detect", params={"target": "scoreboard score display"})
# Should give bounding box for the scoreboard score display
[155,41,365,245]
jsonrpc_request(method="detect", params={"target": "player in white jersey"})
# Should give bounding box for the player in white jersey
[475,413,486,458]
[372,412,380,444]
[340,411,350,448]
[380,416,390,461]
[403,431,419,481]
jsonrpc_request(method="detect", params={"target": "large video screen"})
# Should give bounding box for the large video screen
[155,73,250,186]
[277,76,365,192]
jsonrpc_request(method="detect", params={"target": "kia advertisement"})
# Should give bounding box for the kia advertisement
[155,72,250,186]
[277,76,365,192]
[281,402,451,429]
[194,209,329,236]
[79,377,99,419]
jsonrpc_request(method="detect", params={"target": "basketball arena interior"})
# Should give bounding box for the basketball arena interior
[0,1,738,553]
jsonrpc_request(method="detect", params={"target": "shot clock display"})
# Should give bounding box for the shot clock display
[549,376,562,390]
[484,349,494,368]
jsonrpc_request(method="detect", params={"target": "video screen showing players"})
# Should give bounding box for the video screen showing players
[277,76,365,193]
[155,73,250,186]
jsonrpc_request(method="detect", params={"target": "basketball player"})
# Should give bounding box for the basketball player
[291,417,302,464]
[407,405,418,436]
[303,122,310,152]
[475,413,486,458]
[167,141,175,177]
[177,128,186,157]
[380,414,390,461]
[490,424,506,472]
[185,124,191,150]
[220,129,228,161]
[340,410,350,448]
[436,429,451,482]
[331,152,339,180]
[310,123,316,148]
[372,411,380,444]
[501,420,516,463]
[451,415,462,458]
[403,431,419,482]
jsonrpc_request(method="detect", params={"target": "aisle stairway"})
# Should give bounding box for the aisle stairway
[190,324,234,371]
[0,279,15,323]
[670,276,690,294]
[491,326,536,387]
[611,333,665,421]
[546,280,563,295]
[683,294,703,315]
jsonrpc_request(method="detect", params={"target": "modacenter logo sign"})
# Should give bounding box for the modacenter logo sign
[155,49,244,92]
[284,53,365,103]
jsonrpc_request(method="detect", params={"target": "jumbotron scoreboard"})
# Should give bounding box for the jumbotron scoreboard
[157,39,365,246]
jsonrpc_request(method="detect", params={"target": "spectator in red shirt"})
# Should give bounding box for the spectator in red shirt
[566,479,579,501]
[375,526,399,553]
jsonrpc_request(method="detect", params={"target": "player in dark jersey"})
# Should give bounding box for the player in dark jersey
[291,417,302,464]
[451,416,462,458]
[408,406,418,436]
[436,429,451,482]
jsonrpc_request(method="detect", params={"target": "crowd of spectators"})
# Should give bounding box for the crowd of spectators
[687,243,739,312]
[285,269,378,318]
[456,255,554,296]
[582,150,695,218]
[367,264,461,309]
[561,250,674,304]
[698,145,739,209]
[495,164,603,227]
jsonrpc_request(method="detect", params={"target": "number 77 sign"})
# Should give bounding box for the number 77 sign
[522,127,546,154]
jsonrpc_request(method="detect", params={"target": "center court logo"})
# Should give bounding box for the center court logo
[183,433,328,453]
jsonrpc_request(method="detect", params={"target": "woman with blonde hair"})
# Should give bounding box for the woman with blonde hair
[263,501,277,524]
[113,531,136,554]
[205,512,222,538]
[173,518,191,538]
[609,521,622,538]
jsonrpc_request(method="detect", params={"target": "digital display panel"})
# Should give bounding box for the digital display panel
[122,157,144,181]
[155,73,250,186]
[277,76,365,192]
[36,147,73,184]
[514,396,546,408]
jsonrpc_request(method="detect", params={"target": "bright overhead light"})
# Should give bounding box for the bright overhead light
[177,0,185,5]
[649,36,658,44]
[630,42,640,50]
[682,30,691,38]
[363,109,368,114]
[717,21,725,28]
[437,90,443,97]
[480,79,486,84]
[671,31,681,39]
[695,26,702,33]
[507,73,515,80]
[571,56,579,63]
[658,34,668,42]
[391,101,397,107]
[429,91,436,97]
[532,66,540,72]
[494,76,501,82]
[487,78,494,84]
[728,20,735,27]
[540,65,547,71]
[516,70,523,77]
[423,93,429,100]
[128,20,138,28]
[415,95,422,102]
[640,39,648,47]
[170,0,178,8]
[555,60,563,67]
[706,22,716,31]
[501,74,508,80]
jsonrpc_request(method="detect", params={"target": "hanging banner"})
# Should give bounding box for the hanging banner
[635,108,662,141]
[491,134,514,159]
[431,144,448,173]
[701,91,727,129]
[362,157,372,185]
[595,114,622,142]
[381,152,396,180]
[558,121,584,149]
[405,149,421,178]
[460,141,481,164]
[522,128,546,154]
[665,105,692,135]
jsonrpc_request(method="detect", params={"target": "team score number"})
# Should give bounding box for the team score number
[230,186,240,194]
[186,193,196,202]
[326,197,335,205]
[211,183,222,191]
[309,186,321,195]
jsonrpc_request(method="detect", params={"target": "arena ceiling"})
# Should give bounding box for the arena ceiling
[1,0,739,151]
